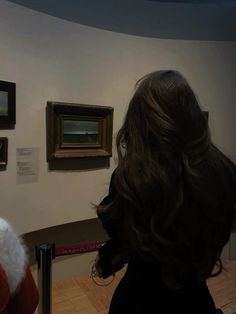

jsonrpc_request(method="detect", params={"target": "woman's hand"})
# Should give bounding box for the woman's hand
[93,254,103,278]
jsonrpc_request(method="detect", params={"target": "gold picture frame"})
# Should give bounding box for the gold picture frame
[46,102,113,161]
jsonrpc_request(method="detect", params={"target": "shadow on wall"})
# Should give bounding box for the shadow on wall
[7,0,236,41]
[22,218,108,265]
[48,157,110,171]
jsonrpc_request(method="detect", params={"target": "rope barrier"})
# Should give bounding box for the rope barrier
[55,240,104,257]
[36,240,104,314]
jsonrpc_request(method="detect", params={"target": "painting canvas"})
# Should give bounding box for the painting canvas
[63,119,99,144]
[0,91,8,116]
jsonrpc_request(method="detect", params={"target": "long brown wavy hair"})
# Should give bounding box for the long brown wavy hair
[98,70,236,287]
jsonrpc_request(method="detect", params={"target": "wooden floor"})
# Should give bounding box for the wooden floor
[207,260,236,312]
[36,259,236,314]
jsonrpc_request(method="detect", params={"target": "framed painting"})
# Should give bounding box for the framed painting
[0,137,8,168]
[0,80,16,125]
[46,102,113,161]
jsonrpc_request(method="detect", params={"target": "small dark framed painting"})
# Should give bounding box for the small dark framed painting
[0,80,16,125]
[46,102,113,161]
[0,137,8,168]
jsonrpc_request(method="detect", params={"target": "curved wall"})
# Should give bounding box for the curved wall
[0,0,235,234]
[7,0,236,41]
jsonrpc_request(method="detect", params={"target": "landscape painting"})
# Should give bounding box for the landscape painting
[46,101,113,161]
[63,119,99,144]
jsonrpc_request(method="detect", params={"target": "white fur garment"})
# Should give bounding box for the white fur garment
[0,218,26,294]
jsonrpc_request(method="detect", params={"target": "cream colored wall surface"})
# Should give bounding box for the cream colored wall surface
[0,1,235,234]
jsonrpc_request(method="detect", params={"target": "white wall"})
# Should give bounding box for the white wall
[0,0,235,234]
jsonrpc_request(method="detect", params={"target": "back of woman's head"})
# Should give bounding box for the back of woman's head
[104,70,236,287]
[118,70,209,167]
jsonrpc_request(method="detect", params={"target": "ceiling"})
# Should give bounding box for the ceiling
[147,0,236,3]
[7,0,236,41]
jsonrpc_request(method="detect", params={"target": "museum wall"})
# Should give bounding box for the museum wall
[0,0,235,236]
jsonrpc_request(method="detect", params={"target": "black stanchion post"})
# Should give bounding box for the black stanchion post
[35,244,55,314]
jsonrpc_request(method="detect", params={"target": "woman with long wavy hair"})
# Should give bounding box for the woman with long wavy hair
[95,70,236,314]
